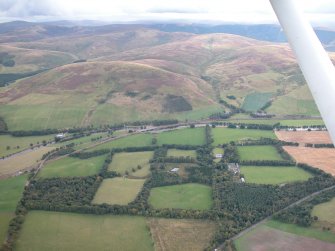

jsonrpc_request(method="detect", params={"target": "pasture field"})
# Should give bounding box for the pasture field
[148,218,216,251]
[0,212,13,245]
[0,134,55,157]
[15,211,154,251]
[166,149,197,158]
[108,151,153,177]
[92,178,145,205]
[275,131,332,144]
[227,119,279,125]
[240,166,312,185]
[241,92,273,112]
[283,146,335,176]
[0,175,27,211]
[148,183,213,210]
[266,220,335,244]
[237,145,283,161]
[156,128,205,146]
[279,119,324,127]
[312,198,335,224]
[38,155,106,178]
[87,133,153,151]
[213,147,224,163]
[234,223,335,251]
[0,147,53,176]
[212,128,276,145]
[55,132,110,150]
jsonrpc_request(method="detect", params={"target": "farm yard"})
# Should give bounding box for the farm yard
[237,145,283,161]
[275,130,332,144]
[38,155,106,178]
[240,166,313,185]
[283,146,335,175]
[108,151,153,177]
[212,128,276,145]
[92,178,145,205]
[148,183,213,210]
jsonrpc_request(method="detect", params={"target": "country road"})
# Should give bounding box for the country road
[215,184,335,251]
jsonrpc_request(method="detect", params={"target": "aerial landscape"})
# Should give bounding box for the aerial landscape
[1,0,335,251]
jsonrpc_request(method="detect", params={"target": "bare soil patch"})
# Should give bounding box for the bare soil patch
[284,146,335,175]
[275,131,332,144]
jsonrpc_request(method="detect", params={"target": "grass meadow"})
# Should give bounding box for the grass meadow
[156,128,205,146]
[92,178,145,205]
[166,149,197,158]
[240,166,313,185]
[0,212,13,244]
[212,128,276,145]
[312,198,335,224]
[241,92,273,112]
[149,183,213,210]
[108,151,153,177]
[15,211,154,251]
[237,145,283,161]
[38,155,106,178]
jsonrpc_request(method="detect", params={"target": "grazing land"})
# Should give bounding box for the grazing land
[55,132,110,150]
[148,183,213,210]
[15,211,154,251]
[87,133,153,151]
[240,166,312,185]
[148,218,216,251]
[108,151,153,177]
[279,119,324,127]
[92,178,145,205]
[38,155,106,178]
[213,147,224,163]
[275,131,332,144]
[156,128,205,146]
[312,198,335,224]
[0,212,13,244]
[237,145,283,161]
[234,223,335,251]
[0,175,28,211]
[241,92,272,112]
[283,146,335,176]
[166,149,197,158]
[163,163,198,178]
[0,134,55,158]
[212,128,276,145]
[0,147,53,176]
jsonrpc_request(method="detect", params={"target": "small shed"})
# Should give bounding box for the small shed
[215,154,223,158]
[170,168,179,173]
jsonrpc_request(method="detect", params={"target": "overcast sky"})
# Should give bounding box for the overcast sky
[1,0,335,27]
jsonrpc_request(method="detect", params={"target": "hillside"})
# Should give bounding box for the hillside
[1,22,335,130]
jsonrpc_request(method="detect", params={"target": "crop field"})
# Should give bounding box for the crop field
[275,131,332,144]
[241,92,272,112]
[92,178,145,205]
[15,211,154,251]
[237,145,283,161]
[148,183,213,210]
[0,134,55,158]
[87,133,153,151]
[108,151,153,177]
[166,149,197,158]
[0,175,27,211]
[156,128,205,146]
[234,223,335,251]
[148,218,216,251]
[312,198,335,224]
[240,166,312,185]
[0,147,53,177]
[283,146,335,176]
[212,128,276,145]
[38,155,106,178]
[279,119,324,127]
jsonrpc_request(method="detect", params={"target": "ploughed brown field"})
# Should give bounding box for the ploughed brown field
[275,131,332,144]
[283,146,335,175]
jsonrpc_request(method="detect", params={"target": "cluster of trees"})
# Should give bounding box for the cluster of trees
[70,149,110,159]
[0,116,8,132]
[305,143,334,148]
[240,160,294,166]
[222,145,239,163]
[153,156,196,163]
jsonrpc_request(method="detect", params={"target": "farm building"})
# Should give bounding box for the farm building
[170,168,179,173]
[215,154,223,158]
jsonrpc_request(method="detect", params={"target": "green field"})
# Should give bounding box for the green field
[108,151,153,177]
[156,128,205,146]
[241,92,273,112]
[166,149,197,158]
[312,198,335,224]
[0,175,28,244]
[0,134,55,157]
[149,183,213,210]
[237,145,283,161]
[227,119,279,126]
[38,155,106,178]
[55,132,110,150]
[279,119,325,127]
[87,133,153,151]
[240,166,313,185]
[213,148,224,163]
[15,211,154,251]
[212,128,276,145]
[92,178,145,205]
[266,220,335,243]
